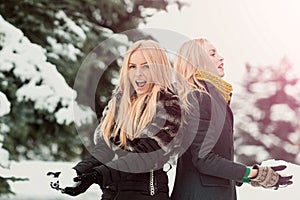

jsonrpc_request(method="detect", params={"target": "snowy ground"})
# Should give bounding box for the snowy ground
[0,159,298,200]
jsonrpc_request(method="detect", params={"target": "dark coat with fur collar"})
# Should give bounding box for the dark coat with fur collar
[74,89,181,197]
[171,82,247,200]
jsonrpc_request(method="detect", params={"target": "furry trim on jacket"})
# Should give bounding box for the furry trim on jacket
[94,89,182,157]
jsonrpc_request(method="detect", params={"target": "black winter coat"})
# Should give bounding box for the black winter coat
[171,82,247,200]
[74,89,182,199]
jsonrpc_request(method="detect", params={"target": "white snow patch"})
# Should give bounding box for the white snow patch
[0,159,298,200]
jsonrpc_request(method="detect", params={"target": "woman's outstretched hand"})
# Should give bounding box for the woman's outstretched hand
[250,165,293,190]
[62,170,102,196]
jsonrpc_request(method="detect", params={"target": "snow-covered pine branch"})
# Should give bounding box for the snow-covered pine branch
[0,15,94,127]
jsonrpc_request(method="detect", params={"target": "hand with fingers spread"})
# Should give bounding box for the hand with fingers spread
[250,165,293,189]
[62,170,102,196]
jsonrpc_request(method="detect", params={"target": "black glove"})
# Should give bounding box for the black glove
[62,170,102,196]
[250,165,293,189]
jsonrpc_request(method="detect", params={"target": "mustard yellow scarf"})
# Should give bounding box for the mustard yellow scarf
[195,70,233,103]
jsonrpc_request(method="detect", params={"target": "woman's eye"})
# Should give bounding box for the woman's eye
[143,64,149,69]
[129,65,136,69]
[210,53,215,57]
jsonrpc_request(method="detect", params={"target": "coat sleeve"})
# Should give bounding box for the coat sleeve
[187,90,246,182]
[93,92,182,175]
[73,125,115,175]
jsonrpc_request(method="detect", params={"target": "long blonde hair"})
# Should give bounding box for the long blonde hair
[100,40,173,147]
[174,39,219,93]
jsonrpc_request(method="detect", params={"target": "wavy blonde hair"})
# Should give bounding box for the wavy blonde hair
[100,40,173,147]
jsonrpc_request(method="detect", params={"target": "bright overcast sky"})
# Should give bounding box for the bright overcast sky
[140,0,300,85]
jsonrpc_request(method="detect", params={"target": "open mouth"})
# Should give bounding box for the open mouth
[218,63,224,70]
[135,80,147,87]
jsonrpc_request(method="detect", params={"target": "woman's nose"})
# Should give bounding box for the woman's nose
[135,66,143,75]
[219,54,224,61]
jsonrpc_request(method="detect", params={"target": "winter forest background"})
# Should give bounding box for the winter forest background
[0,0,300,199]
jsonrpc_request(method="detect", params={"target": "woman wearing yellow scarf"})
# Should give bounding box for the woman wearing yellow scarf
[171,39,292,200]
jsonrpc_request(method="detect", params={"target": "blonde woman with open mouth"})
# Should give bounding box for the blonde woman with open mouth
[61,40,183,200]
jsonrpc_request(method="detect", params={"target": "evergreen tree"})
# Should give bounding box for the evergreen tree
[0,0,186,196]
[0,0,185,160]
[233,58,300,165]
[0,91,12,196]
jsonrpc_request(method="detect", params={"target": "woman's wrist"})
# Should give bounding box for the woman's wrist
[242,166,258,183]
[248,168,258,179]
